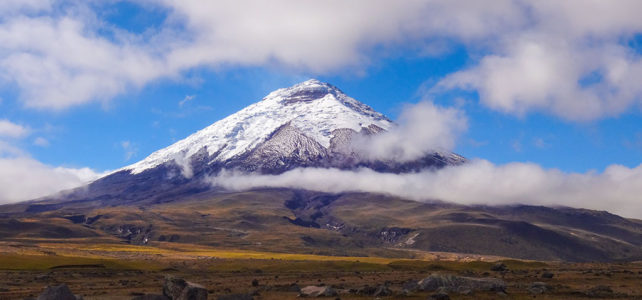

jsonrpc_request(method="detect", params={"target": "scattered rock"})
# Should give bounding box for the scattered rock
[216,294,253,300]
[417,274,506,293]
[373,285,392,297]
[299,286,338,297]
[34,275,51,281]
[37,284,82,300]
[491,263,507,272]
[586,285,614,298]
[291,284,301,292]
[351,285,376,295]
[457,288,472,295]
[162,276,207,300]
[527,282,550,295]
[541,272,554,279]
[429,291,450,300]
[401,280,420,294]
[131,294,170,300]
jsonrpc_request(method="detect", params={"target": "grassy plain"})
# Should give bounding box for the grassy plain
[0,241,641,299]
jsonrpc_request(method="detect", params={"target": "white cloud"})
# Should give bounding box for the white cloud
[0,14,167,110]
[0,0,640,121]
[0,157,102,204]
[33,136,49,147]
[0,0,52,15]
[0,119,29,138]
[210,160,642,219]
[172,152,193,179]
[0,0,523,110]
[158,0,523,72]
[355,101,467,161]
[0,154,104,204]
[435,1,642,121]
[120,140,138,161]
[178,94,195,107]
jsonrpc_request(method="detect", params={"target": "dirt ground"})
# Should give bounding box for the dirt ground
[1,259,641,299]
[0,241,640,299]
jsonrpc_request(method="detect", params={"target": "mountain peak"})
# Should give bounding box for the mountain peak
[263,79,343,104]
[123,80,393,174]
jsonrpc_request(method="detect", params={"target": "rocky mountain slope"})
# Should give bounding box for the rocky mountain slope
[2,189,641,262]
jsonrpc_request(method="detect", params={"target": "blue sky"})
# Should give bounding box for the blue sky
[2,1,642,211]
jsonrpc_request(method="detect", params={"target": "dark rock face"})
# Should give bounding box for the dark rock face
[162,276,207,300]
[37,284,82,300]
[417,274,506,293]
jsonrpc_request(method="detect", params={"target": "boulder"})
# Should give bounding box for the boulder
[541,272,554,279]
[490,263,507,272]
[163,276,207,300]
[527,282,549,295]
[351,285,376,295]
[216,294,253,300]
[373,285,392,297]
[37,284,82,300]
[131,294,171,300]
[401,280,420,294]
[429,291,450,300]
[417,274,506,293]
[586,285,614,298]
[299,286,338,297]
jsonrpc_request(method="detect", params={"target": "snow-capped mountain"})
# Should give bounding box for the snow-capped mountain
[122,79,463,176]
[124,79,394,174]
[32,80,464,208]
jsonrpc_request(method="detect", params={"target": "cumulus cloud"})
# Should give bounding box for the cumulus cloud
[0,0,52,15]
[0,141,105,204]
[0,0,522,110]
[0,14,167,110]
[435,1,642,121]
[210,160,642,219]
[158,0,522,72]
[1,0,641,120]
[0,157,103,204]
[355,101,467,161]
[0,119,29,138]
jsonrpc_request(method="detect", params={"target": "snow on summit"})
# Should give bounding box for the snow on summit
[124,79,393,174]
